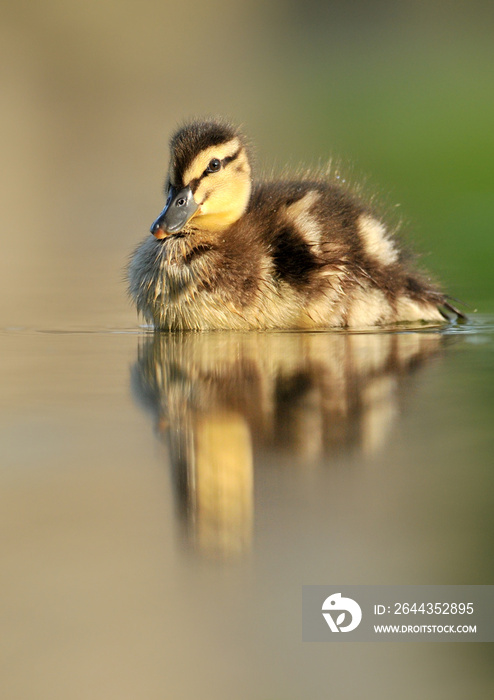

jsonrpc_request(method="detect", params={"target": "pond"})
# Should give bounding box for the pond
[1,318,493,698]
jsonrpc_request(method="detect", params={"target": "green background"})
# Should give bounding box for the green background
[1,0,493,327]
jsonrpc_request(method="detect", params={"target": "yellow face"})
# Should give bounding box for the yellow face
[173,137,252,231]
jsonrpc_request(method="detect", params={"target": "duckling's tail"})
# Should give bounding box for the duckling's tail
[438,297,468,322]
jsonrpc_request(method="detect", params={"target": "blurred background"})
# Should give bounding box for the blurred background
[1,2,494,699]
[1,0,493,328]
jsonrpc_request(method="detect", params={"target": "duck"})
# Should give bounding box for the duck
[128,119,463,330]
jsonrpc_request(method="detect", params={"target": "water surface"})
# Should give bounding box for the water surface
[1,318,493,699]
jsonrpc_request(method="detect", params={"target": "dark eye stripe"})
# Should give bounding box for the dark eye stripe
[189,147,242,193]
[203,147,241,177]
[220,147,241,168]
[189,177,201,193]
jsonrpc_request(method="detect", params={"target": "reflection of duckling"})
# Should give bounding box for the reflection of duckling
[131,331,444,556]
[129,120,462,330]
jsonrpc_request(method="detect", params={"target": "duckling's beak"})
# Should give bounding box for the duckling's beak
[150,185,198,238]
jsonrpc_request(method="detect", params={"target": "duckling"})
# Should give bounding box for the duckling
[128,119,462,330]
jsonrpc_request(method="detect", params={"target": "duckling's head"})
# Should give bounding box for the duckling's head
[151,120,251,238]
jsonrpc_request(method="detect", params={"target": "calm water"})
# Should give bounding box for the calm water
[1,318,494,699]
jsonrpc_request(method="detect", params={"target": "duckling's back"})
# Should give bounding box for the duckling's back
[237,179,448,328]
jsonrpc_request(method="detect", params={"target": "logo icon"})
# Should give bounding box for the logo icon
[322,593,362,632]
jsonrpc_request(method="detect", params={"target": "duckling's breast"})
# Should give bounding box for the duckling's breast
[128,232,265,330]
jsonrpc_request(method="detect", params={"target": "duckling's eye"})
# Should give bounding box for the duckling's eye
[176,197,186,207]
[207,158,221,173]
